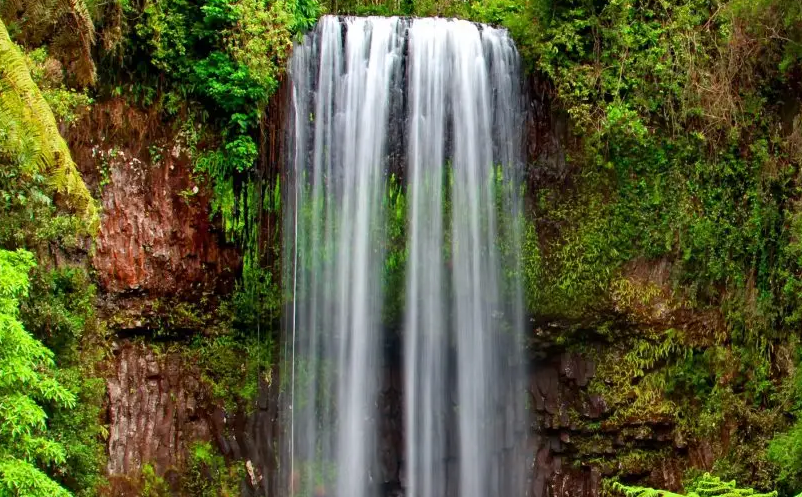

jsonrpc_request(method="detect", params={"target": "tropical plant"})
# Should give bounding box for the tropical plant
[0,249,75,496]
[609,473,778,497]
[0,19,98,233]
[768,421,802,497]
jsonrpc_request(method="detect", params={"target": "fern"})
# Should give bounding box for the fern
[608,473,778,497]
[0,19,98,233]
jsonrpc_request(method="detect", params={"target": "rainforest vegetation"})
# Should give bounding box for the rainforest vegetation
[3,0,802,495]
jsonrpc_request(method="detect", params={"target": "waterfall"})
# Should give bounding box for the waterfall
[286,15,526,497]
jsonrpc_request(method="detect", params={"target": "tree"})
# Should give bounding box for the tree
[0,248,74,497]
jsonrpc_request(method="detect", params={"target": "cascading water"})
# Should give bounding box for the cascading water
[288,16,405,497]
[286,15,526,497]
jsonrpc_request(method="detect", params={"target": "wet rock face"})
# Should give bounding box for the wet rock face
[106,345,211,476]
[530,352,604,497]
[105,344,283,496]
[65,94,288,493]
[103,341,699,497]
[66,100,240,322]
[92,150,236,298]
[528,349,699,497]
[525,75,574,185]
[377,365,404,490]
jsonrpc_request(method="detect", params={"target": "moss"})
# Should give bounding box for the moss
[183,441,244,496]
[572,434,615,459]
[187,333,272,413]
[151,298,219,335]
[140,464,171,497]
[562,320,794,490]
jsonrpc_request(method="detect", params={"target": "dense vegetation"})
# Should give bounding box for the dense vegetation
[1,18,105,495]
[1,0,312,491]
[609,473,778,497]
[3,0,802,494]
[501,1,802,492]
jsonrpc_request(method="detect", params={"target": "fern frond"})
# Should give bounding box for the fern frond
[608,480,687,497]
[607,474,778,497]
[0,19,99,233]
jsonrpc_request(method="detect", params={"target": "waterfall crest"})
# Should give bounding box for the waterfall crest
[286,15,526,497]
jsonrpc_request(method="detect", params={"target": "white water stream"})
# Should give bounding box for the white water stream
[287,15,526,497]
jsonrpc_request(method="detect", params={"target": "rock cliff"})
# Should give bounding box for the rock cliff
[70,81,763,497]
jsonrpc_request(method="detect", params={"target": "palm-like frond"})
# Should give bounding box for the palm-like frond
[0,19,98,233]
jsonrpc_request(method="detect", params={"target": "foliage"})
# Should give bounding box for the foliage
[139,464,170,497]
[183,441,244,496]
[47,370,107,495]
[530,183,624,317]
[1,19,106,496]
[114,0,319,245]
[0,20,98,233]
[190,333,272,412]
[521,220,542,312]
[608,473,778,497]
[768,419,802,495]
[25,48,94,126]
[767,352,802,496]
[505,0,802,344]
[234,254,283,330]
[0,0,97,86]
[489,2,802,483]
[21,266,109,495]
[383,173,407,326]
[586,328,686,431]
[565,318,789,489]
[0,249,74,497]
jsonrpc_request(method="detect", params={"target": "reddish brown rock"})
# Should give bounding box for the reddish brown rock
[92,152,237,297]
[66,100,240,321]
